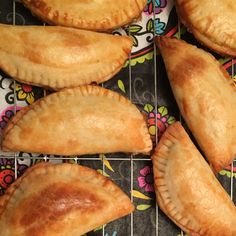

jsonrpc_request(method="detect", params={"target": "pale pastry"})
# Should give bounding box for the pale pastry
[156,36,236,172]
[152,122,236,236]
[175,0,236,56]
[1,85,152,155]
[0,23,132,90]
[21,0,147,31]
[0,162,134,236]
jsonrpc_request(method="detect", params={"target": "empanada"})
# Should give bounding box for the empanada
[156,36,236,172]
[175,0,236,56]
[21,0,147,31]
[152,122,236,236]
[0,162,134,236]
[0,24,132,90]
[1,85,152,155]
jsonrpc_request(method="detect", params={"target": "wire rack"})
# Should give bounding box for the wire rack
[0,1,235,236]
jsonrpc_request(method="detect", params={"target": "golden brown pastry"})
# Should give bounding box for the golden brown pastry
[0,162,134,236]
[1,85,152,155]
[152,122,236,236]
[156,36,236,172]
[21,0,146,31]
[0,23,132,90]
[175,0,236,56]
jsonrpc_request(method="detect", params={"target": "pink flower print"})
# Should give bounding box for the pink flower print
[138,166,154,192]
[145,104,176,142]
[148,111,168,139]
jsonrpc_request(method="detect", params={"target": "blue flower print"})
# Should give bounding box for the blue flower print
[154,18,166,35]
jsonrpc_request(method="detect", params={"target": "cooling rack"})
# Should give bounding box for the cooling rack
[0,1,235,236]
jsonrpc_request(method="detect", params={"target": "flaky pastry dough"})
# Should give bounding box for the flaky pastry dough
[156,36,236,172]
[176,0,236,56]
[2,85,152,155]
[21,0,147,31]
[0,162,134,236]
[0,24,132,90]
[152,122,236,236]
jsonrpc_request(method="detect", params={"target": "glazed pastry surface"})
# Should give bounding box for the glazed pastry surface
[2,85,152,155]
[176,0,236,56]
[152,122,236,236]
[0,162,134,236]
[0,24,132,90]
[156,36,236,172]
[22,0,147,30]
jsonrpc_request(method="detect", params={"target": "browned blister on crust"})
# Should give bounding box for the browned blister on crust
[21,0,147,31]
[1,85,152,155]
[152,122,236,236]
[175,0,236,56]
[0,24,133,90]
[155,36,236,172]
[0,162,134,236]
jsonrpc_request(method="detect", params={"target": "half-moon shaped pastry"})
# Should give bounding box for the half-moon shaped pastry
[0,24,132,90]
[175,0,236,56]
[1,85,152,155]
[21,0,147,31]
[0,162,134,236]
[156,36,236,172]
[152,122,236,235]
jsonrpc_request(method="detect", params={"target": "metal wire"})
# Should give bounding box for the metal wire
[12,0,18,181]
[153,2,159,235]
[176,15,184,236]
[128,24,134,236]
[231,59,235,202]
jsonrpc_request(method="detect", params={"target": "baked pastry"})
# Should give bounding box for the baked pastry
[156,36,236,172]
[0,162,134,236]
[2,85,152,155]
[152,122,236,236]
[21,0,147,31]
[175,0,236,56]
[0,23,132,90]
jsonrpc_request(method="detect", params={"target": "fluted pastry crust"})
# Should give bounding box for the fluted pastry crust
[152,122,236,236]
[0,24,132,90]
[21,0,147,31]
[175,0,236,56]
[0,162,134,236]
[2,85,152,155]
[156,36,236,172]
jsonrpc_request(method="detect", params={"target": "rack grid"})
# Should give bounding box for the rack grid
[0,1,235,235]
